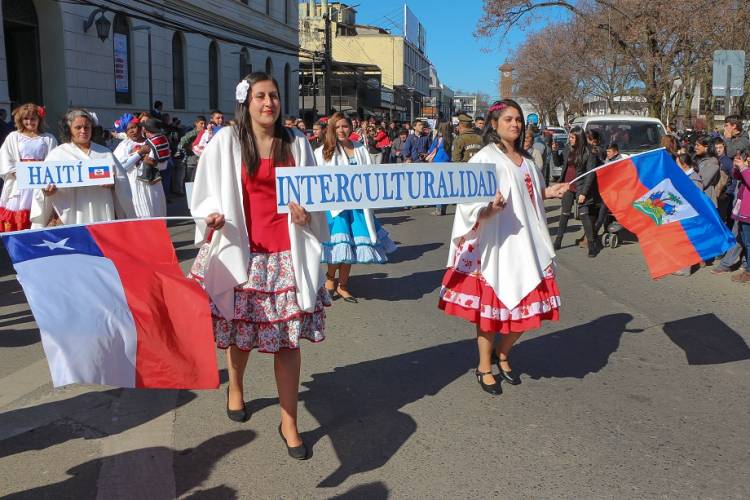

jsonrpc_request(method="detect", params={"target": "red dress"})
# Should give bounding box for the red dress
[438,161,561,334]
[189,158,330,353]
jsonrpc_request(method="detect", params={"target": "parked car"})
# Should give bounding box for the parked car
[545,126,566,136]
[570,115,666,156]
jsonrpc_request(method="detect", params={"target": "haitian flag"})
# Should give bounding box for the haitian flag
[596,148,735,278]
[1,220,218,389]
[88,165,111,180]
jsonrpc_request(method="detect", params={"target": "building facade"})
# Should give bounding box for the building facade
[298,1,432,121]
[1,0,300,131]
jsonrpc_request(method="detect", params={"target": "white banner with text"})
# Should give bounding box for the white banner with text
[275,162,497,213]
[15,160,115,189]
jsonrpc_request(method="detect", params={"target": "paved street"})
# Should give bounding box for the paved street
[1,199,748,499]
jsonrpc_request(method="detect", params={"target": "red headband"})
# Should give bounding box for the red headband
[488,103,507,113]
[37,106,46,119]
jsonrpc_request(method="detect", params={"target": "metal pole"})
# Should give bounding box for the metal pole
[312,54,317,118]
[726,65,732,116]
[324,14,332,115]
[147,30,153,112]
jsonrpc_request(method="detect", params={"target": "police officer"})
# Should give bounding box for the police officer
[452,113,483,162]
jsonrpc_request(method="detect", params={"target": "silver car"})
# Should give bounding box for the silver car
[550,134,567,180]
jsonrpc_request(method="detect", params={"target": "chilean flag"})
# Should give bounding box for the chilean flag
[1,220,219,389]
[596,148,735,278]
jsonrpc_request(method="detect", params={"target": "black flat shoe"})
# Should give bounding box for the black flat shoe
[553,239,562,251]
[226,386,249,422]
[278,424,308,460]
[492,353,521,385]
[475,369,502,395]
[336,286,358,303]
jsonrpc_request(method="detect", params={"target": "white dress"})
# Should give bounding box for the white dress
[113,138,167,218]
[0,132,57,231]
[30,142,136,227]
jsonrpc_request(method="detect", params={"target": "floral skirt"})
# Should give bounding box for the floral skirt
[323,209,397,264]
[189,245,331,353]
[438,239,560,334]
[0,188,32,232]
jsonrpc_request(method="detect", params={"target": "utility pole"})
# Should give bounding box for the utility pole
[323,13,332,115]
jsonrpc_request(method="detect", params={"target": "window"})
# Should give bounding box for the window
[284,63,291,114]
[265,57,273,77]
[209,41,219,109]
[112,14,132,104]
[172,32,185,109]
[266,0,271,15]
[239,47,251,80]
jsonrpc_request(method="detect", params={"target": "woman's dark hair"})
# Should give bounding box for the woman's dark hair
[695,136,715,157]
[234,72,292,176]
[677,152,694,168]
[482,99,530,158]
[436,121,453,155]
[322,112,352,161]
[607,142,619,151]
[59,108,95,143]
[586,129,601,145]
[568,125,592,170]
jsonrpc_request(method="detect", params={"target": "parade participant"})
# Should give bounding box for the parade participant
[551,126,599,256]
[137,118,170,185]
[452,113,483,162]
[314,112,396,303]
[31,109,134,227]
[113,119,166,218]
[189,72,329,459]
[438,99,568,395]
[0,103,57,232]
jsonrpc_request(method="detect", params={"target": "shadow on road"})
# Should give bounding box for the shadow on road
[663,313,750,365]
[375,215,413,226]
[514,313,641,379]
[349,270,444,301]
[4,430,253,499]
[0,389,197,459]
[0,327,39,347]
[330,481,390,499]
[386,242,443,264]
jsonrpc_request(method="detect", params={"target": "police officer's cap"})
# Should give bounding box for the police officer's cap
[457,113,473,123]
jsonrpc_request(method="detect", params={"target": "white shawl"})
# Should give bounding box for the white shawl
[312,142,378,243]
[0,131,58,197]
[448,143,556,310]
[190,127,329,319]
[30,142,135,227]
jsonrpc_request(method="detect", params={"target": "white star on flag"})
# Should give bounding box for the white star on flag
[34,237,74,251]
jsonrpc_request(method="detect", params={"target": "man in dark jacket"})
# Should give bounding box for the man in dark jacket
[452,114,483,162]
[402,119,430,162]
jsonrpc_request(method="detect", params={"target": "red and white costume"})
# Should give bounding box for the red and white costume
[439,143,561,333]
[113,137,167,217]
[0,131,57,232]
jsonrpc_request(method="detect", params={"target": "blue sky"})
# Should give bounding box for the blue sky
[353,0,557,98]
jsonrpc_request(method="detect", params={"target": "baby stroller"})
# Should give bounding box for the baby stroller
[597,205,623,249]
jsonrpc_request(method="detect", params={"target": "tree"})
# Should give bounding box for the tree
[476,0,749,120]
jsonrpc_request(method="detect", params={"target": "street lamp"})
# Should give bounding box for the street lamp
[83,8,111,42]
[132,26,153,112]
[409,65,433,123]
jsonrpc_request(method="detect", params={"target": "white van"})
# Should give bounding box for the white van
[570,115,666,156]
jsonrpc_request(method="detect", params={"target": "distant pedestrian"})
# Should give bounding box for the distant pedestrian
[427,121,453,215]
[402,119,430,162]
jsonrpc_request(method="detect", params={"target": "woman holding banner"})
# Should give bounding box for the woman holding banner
[0,103,57,231]
[438,99,569,396]
[314,112,397,303]
[189,72,330,460]
[31,109,134,227]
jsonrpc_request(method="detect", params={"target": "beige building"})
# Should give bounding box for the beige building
[299,1,431,120]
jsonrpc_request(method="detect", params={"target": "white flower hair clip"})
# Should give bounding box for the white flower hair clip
[236,80,250,104]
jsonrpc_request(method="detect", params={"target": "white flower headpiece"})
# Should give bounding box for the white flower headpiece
[236,80,250,104]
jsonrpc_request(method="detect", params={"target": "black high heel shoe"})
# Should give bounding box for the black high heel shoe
[491,353,521,385]
[278,424,309,460]
[226,386,249,422]
[475,369,502,395]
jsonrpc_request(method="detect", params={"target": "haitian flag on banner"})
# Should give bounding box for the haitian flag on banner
[1,220,218,389]
[595,148,735,278]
